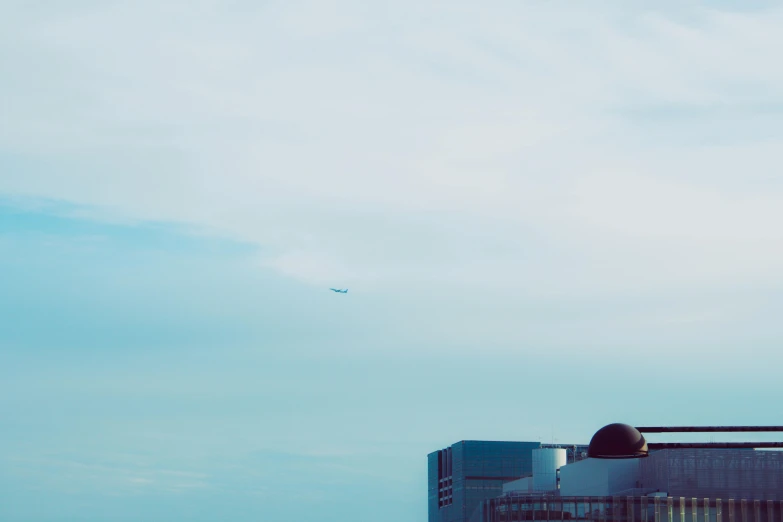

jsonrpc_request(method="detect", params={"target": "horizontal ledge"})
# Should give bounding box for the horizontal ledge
[637,426,783,433]
[648,442,783,449]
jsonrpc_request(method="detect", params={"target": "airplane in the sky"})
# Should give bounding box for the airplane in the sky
[329,288,348,294]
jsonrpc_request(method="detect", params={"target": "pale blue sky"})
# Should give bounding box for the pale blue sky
[3,2,783,521]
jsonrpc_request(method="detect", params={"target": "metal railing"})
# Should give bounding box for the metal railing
[481,495,783,522]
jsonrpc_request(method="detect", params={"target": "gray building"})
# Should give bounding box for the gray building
[474,449,783,522]
[429,441,589,522]
[559,448,783,499]
[476,494,783,522]
[638,448,783,499]
[429,441,541,522]
[448,424,783,522]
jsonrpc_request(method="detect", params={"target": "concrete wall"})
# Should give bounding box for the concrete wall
[608,458,642,493]
[559,458,639,496]
[502,477,532,494]
[639,449,783,500]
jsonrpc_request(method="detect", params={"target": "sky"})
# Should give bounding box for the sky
[2,1,783,520]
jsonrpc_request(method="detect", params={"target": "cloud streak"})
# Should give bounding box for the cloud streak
[3,1,783,296]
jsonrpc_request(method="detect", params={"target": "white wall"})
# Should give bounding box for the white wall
[559,458,640,496]
[608,458,641,493]
[532,448,567,492]
[502,477,532,494]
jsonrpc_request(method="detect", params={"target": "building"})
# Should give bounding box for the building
[472,449,783,522]
[428,441,540,522]
[428,441,589,522]
[430,425,783,522]
[475,494,783,522]
[560,448,783,498]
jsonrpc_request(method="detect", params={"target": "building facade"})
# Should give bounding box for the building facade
[559,449,783,500]
[429,441,590,522]
[475,494,783,522]
[429,441,543,522]
[431,441,783,522]
[637,449,783,500]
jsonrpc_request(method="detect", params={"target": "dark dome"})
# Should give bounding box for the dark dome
[588,423,649,459]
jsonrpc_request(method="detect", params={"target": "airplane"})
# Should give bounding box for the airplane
[329,288,348,294]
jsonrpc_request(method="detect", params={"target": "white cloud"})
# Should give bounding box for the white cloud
[4,455,210,495]
[2,1,783,295]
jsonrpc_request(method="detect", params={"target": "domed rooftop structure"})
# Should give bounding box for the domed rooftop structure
[588,423,649,459]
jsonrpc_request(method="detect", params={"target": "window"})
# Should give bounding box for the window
[438,448,453,508]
